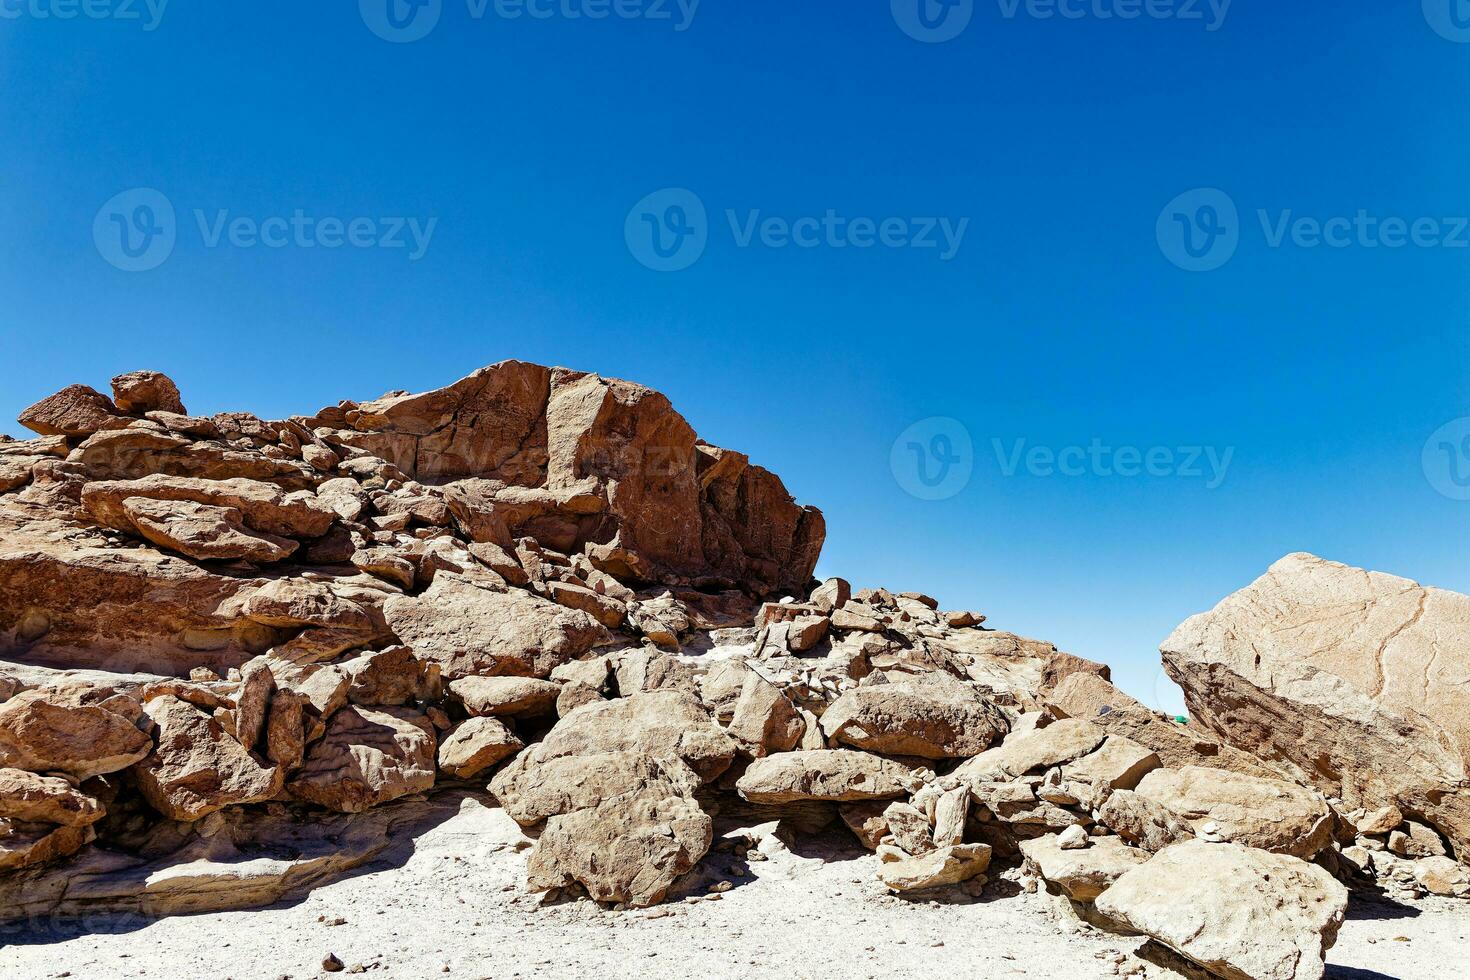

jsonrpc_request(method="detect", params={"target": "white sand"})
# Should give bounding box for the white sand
[0,795,1462,980]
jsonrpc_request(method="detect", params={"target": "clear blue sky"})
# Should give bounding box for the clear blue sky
[3,3,1468,712]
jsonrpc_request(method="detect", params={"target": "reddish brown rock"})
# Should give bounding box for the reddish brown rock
[132,696,283,821]
[382,573,608,680]
[111,371,186,416]
[18,384,122,437]
[0,690,152,780]
[0,768,104,827]
[286,706,436,813]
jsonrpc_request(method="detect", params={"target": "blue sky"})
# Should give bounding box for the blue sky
[3,2,1468,711]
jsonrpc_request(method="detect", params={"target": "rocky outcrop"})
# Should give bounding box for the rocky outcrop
[314,361,823,595]
[1163,553,1470,859]
[1,365,1466,970]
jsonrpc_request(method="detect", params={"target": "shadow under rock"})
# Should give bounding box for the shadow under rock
[1325,969,1402,980]
[0,787,503,949]
[1345,890,1423,922]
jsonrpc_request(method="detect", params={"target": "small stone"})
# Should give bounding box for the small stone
[1057,825,1089,850]
[323,954,345,973]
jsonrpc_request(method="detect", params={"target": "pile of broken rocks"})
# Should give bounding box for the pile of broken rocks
[0,364,1466,980]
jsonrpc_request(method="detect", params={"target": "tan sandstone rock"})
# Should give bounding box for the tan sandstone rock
[1162,553,1470,857]
[0,768,104,827]
[449,676,560,719]
[820,672,1009,760]
[1019,833,1150,902]
[876,842,991,891]
[1095,840,1349,980]
[1132,766,1335,859]
[382,573,608,681]
[727,672,804,757]
[736,750,920,804]
[437,717,523,779]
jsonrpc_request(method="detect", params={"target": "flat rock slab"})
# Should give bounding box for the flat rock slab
[737,750,921,804]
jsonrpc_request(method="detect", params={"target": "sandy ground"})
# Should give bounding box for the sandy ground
[0,795,1463,980]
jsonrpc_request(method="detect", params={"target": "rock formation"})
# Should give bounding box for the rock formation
[1163,552,1470,862]
[0,365,1465,979]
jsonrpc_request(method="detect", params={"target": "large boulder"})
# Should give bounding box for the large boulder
[0,768,105,827]
[382,573,608,681]
[876,842,991,891]
[492,690,736,804]
[736,750,921,804]
[1132,766,1334,859]
[491,751,703,828]
[18,384,122,437]
[132,696,284,821]
[526,778,712,908]
[111,370,186,416]
[0,690,152,780]
[1019,834,1150,902]
[953,718,1107,783]
[436,717,522,779]
[81,475,336,540]
[819,672,1009,760]
[286,706,436,813]
[0,821,94,872]
[1162,553,1470,858]
[1095,840,1349,980]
